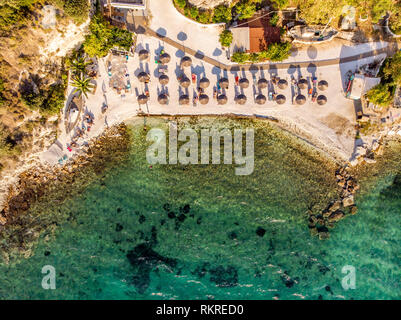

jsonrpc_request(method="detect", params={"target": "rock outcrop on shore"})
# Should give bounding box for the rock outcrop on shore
[308,166,359,240]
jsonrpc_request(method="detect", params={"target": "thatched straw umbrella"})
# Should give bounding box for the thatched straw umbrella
[158,93,168,105]
[160,53,171,64]
[239,78,249,89]
[181,56,192,68]
[217,94,228,105]
[179,94,190,105]
[199,77,210,88]
[278,79,288,90]
[298,78,308,89]
[219,77,229,89]
[258,78,268,89]
[317,95,327,105]
[159,74,169,85]
[179,76,191,88]
[256,94,266,105]
[296,94,306,105]
[318,80,328,91]
[236,94,247,105]
[276,94,286,105]
[138,72,150,82]
[138,49,149,61]
[137,94,148,104]
[199,94,209,105]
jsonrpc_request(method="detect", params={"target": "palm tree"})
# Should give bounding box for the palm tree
[69,56,91,76]
[71,74,95,98]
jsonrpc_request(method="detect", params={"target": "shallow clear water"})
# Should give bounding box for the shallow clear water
[0,118,400,300]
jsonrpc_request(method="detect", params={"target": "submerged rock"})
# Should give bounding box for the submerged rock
[342,195,355,207]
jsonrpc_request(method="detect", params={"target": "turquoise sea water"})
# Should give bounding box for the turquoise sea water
[0,118,400,300]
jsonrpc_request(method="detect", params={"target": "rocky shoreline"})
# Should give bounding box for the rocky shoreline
[308,165,359,240]
[0,123,132,261]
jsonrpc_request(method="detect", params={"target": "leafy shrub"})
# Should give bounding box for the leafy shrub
[61,0,89,24]
[219,30,233,47]
[174,0,187,9]
[366,83,394,107]
[197,10,212,24]
[383,51,401,85]
[262,42,291,61]
[389,4,401,35]
[270,12,279,26]
[231,52,249,63]
[83,13,133,58]
[270,0,289,10]
[370,0,392,23]
[213,5,232,23]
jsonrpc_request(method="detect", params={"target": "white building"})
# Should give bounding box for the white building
[349,74,381,100]
[108,0,146,10]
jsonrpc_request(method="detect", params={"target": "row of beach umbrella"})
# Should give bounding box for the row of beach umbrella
[137,93,327,106]
[137,93,288,106]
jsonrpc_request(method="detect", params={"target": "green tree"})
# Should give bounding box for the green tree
[83,13,133,58]
[219,30,233,47]
[389,3,401,34]
[70,74,95,98]
[231,52,249,63]
[370,0,392,23]
[213,5,232,23]
[197,10,212,24]
[296,0,345,25]
[174,0,187,9]
[383,52,401,85]
[271,0,289,10]
[263,42,292,62]
[366,83,393,107]
[69,56,91,76]
[61,0,89,24]
[235,1,257,20]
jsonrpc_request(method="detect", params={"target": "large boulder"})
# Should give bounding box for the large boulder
[342,195,355,207]
[328,210,344,222]
[328,200,341,212]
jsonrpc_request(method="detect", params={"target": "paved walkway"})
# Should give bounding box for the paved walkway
[139,26,399,71]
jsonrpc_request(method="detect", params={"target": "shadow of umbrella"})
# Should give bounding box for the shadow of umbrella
[287,64,297,76]
[307,46,318,60]
[156,27,167,38]
[177,32,188,42]
[307,63,317,77]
